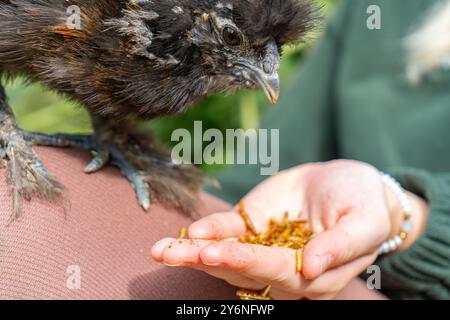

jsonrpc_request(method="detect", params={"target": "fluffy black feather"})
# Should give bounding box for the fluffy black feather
[231,0,319,47]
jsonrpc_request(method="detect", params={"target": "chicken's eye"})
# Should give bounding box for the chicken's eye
[222,26,242,47]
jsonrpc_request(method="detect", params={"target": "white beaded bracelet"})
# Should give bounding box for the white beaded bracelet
[378,173,413,255]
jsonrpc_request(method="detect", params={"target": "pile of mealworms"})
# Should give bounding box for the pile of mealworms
[235,202,314,300]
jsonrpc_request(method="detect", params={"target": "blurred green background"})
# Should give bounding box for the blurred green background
[5,0,335,172]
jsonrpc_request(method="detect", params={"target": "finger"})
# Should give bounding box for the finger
[303,252,378,300]
[151,238,176,262]
[188,211,248,239]
[186,263,301,300]
[199,241,303,292]
[302,214,386,280]
[153,238,264,289]
[189,263,303,300]
[334,278,387,300]
[194,265,263,290]
[156,239,305,300]
[162,238,215,266]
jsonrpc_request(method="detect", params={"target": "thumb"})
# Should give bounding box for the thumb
[301,215,388,280]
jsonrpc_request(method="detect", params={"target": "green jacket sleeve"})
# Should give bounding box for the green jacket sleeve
[378,168,450,299]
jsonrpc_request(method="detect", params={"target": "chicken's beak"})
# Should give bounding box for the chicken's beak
[253,72,280,104]
[243,40,281,104]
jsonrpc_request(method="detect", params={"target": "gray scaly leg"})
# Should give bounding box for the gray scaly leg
[0,84,63,218]
[20,116,206,213]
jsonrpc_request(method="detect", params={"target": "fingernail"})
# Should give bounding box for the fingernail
[163,262,184,267]
[319,255,333,274]
[189,228,207,239]
[202,262,223,267]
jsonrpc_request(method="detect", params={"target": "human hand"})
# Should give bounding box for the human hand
[152,160,428,299]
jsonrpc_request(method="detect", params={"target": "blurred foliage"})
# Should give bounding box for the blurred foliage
[5,0,335,172]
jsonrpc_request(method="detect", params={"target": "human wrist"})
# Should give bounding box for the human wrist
[383,181,404,239]
[399,192,429,251]
[382,175,429,253]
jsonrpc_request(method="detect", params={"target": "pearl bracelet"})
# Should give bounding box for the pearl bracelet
[378,173,413,255]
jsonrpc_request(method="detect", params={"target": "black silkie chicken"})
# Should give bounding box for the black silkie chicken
[0,0,317,214]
